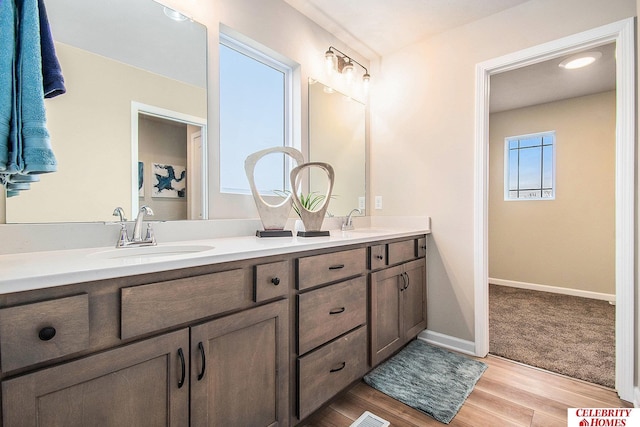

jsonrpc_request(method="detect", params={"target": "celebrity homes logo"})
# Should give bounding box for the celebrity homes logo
[568,408,638,426]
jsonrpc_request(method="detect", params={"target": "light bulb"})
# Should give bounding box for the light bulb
[342,59,354,81]
[325,50,336,74]
[362,73,370,93]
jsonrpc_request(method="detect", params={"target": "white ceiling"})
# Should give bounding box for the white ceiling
[283,0,531,58]
[490,42,616,112]
[46,0,207,88]
[285,0,617,111]
[48,0,616,112]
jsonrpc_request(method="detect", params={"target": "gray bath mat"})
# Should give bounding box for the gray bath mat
[363,340,487,424]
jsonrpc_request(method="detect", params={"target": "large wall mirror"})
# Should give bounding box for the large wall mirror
[4,0,207,223]
[308,80,366,217]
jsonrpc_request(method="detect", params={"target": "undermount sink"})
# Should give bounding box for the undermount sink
[89,244,215,260]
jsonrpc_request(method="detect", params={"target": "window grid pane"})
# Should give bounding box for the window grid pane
[505,132,555,200]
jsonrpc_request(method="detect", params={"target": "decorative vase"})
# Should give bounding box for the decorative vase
[245,147,305,237]
[290,162,334,237]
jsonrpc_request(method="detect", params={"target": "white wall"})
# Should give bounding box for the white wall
[369,0,635,341]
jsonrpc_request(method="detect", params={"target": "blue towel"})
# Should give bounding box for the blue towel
[1,0,58,196]
[38,0,65,98]
[0,0,15,172]
[17,0,57,175]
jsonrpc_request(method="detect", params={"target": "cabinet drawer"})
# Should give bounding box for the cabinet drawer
[298,276,366,355]
[297,326,367,420]
[417,237,427,258]
[0,294,89,372]
[369,244,387,270]
[297,248,366,290]
[121,269,247,339]
[388,239,416,265]
[254,260,289,303]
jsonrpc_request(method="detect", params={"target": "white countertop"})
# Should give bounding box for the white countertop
[0,225,430,295]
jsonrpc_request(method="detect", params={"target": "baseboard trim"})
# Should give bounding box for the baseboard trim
[418,330,476,356]
[489,278,615,302]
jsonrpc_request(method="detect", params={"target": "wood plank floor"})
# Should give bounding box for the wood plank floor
[301,355,632,427]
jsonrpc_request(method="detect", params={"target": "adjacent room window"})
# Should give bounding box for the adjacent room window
[219,34,293,195]
[504,131,555,200]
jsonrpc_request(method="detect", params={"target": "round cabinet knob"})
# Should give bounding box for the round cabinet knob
[38,326,56,341]
[271,277,281,286]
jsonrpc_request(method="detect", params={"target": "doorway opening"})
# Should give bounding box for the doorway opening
[474,18,635,401]
[131,102,208,221]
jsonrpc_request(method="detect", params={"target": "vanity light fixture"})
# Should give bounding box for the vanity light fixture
[324,46,371,86]
[558,51,602,69]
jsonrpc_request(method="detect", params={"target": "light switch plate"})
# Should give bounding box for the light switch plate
[375,196,382,210]
[358,197,365,210]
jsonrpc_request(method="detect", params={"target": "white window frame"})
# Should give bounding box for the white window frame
[503,131,556,201]
[219,33,294,195]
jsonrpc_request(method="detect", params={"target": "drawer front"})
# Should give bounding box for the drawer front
[388,239,416,265]
[369,244,387,270]
[0,294,89,372]
[254,260,289,303]
[298,276,366,355]
[297,248,366,290]
[417,237,427,258]
[297,326,367,420]
[121,269,247,339]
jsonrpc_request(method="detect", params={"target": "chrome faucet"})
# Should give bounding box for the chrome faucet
[116,205,156,248]
[342,208,362,231]
[132,205,155,242]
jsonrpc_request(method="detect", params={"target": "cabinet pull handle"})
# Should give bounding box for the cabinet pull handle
[329,264,345,270]
[197,341,206,381]
[330,362,346,373]
[329,307,345,315]
[404,272,410,290]
[271,277,281,286]
[177,348,186,389]
[38,326,56,341]
[376,255,384,260]
[421,245,427,250]
[400,273,407,291]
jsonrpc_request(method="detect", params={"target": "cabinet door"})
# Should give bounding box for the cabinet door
[191,299,289,427]
[369,264,403,367]
[401,259,427,340]
[2,329,189,427]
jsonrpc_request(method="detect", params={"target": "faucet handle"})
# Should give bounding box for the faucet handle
[116,223,129,248]
[140,205,154,216]
[145,224,157,245]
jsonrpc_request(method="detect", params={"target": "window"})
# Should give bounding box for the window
[504,131,555,200]
[219,34,293,195]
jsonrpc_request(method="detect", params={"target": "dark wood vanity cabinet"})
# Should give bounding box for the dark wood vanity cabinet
[0,233,427,426]
[3,329,191,426]
[0,259,291,427]
[369,239,427,367]
[191,299,289,427]
[294,248,368,422]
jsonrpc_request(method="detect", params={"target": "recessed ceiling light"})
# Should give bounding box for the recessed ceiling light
[163,6,188,21]
[558,51,602,69]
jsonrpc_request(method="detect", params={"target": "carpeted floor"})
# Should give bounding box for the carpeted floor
[489,284,615,388]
